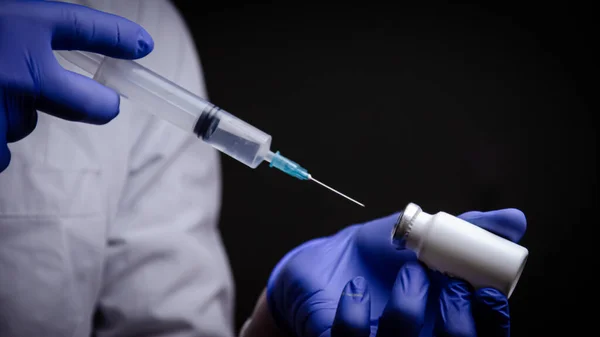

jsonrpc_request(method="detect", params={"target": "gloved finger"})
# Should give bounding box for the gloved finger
[0,145,9,173]
[0,92,39,172]
[48,1,154,59]
[376,261,428,337]
[435,279,477,337]
[0,116,10,173]
[37,68,120,124]
[0,91,38,143]
[473,288,510,337]
[458,208,527,243]
[331,277,371,337]
[41,0,152,124]
[266,237,338,337]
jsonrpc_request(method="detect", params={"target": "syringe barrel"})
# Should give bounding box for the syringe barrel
[93,56,209,132]
[79,53,272,168]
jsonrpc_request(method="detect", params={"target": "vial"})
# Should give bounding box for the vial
[391,203,528,298]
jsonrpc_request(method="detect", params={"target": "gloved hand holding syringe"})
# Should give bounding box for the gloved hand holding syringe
[56,50,364,207]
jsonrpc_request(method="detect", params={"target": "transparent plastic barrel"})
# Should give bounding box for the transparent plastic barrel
[92,57,272,168]
[93,56,208,132]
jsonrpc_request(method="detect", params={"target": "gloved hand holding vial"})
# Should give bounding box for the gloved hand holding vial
[263,204,528,337]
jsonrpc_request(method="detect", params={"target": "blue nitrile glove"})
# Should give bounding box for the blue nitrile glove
[267,208,526,337]
[0,0,154,172]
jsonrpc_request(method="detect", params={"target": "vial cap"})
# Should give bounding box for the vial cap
[391,203,422,249]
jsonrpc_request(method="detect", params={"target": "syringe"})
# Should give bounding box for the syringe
[55,50,364,207]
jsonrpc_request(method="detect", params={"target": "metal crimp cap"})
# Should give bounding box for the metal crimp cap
[391,202,422,249]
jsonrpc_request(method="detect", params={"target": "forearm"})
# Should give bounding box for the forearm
[239,288,291,337]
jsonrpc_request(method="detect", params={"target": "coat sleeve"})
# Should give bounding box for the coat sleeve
[92,2,235,336]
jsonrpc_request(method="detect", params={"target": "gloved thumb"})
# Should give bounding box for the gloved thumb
[331,277,371,337]
[39,1,154,124]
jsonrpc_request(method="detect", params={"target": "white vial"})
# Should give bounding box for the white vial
[391,203,528,298]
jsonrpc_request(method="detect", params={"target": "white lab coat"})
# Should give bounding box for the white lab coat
[0,1,235,336]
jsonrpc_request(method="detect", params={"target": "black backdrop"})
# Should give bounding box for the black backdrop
[172,2,594,335]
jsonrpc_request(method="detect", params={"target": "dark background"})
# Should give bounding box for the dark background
[173,2,595,336]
